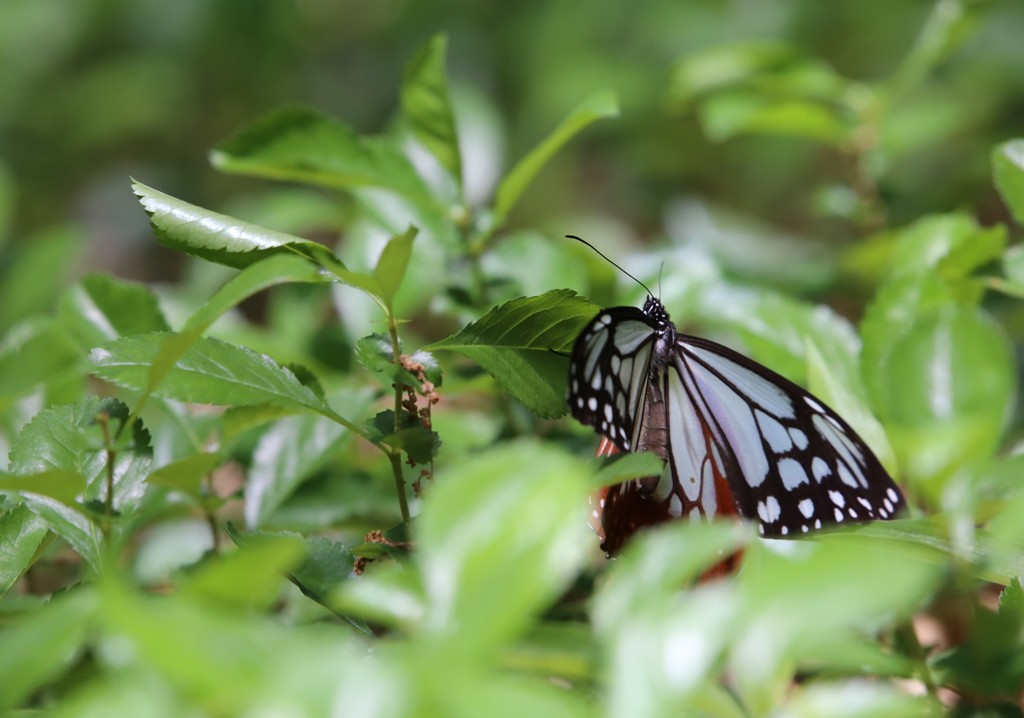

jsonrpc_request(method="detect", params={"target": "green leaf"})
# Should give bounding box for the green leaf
[97,577,355,715]
[591,452,665,489]
[147,453,222,501]
[698,92,847,143]
[993,139,1024,226]
[145,254,330,402]
[58,273,169,349]
[10,397,151,513]
[132,181,377,296]
[874,308,1014,495]
[21,496,104,571]
[731,534,940,700]
[90,333,331,414]
[933,579,1024,696]
[364,410,439,465]
[0,505,50,594]
[372,226,418,307]
[244,412,363,528]
[667,41,846,109]
[0,469,88,505]
[860,272,955,410]
[401,34,462,186]
[0,226,82,333]
[415,441,590,656]
[494,90,619,222]
[0,590,96,711]
[210,105,433,205]
[0,318,83,407]
[332,561,426,631]
[428,289,599,418]
[180,533,305,610]
[783,681,939,718]
[287,536,363,619]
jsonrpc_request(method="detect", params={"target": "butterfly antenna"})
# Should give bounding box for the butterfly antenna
[566,234,653,298]
[657,261,665,299]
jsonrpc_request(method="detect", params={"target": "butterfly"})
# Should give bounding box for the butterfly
[566,242,905,555]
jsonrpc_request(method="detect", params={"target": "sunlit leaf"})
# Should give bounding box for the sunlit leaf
[9,397,151,513]
[90,333,331,415]
[372,226,418,307]
[0,505,50,594]
[132,181,377,295]
[244,412,364,528]
[993,138,1024,226]
[416,442,590,656]
[402,34,462,186]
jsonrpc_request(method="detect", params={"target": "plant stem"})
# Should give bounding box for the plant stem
[387,314,412,531]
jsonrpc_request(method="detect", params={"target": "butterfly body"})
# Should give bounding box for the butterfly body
[569,296,905,554]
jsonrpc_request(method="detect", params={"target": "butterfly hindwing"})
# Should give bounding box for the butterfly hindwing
[675,335,905,536]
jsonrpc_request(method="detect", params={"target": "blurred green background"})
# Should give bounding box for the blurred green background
[4,0,1023,287]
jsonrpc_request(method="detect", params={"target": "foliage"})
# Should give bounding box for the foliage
[1,5,1024,716]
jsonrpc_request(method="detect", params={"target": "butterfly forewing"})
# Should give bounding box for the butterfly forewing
[568,297,905,553]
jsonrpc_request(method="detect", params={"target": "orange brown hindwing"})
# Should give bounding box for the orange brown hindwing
[592,435,743,576]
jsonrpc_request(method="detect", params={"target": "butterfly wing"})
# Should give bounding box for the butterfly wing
[568,307,659,453]
[669,334,905,536]
[568,303,905,551]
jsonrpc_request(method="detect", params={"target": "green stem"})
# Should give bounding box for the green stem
[387,313,412,530]
[885,0,968,105]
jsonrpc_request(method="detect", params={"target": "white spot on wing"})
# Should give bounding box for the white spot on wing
[778,458,809,490]
[829,490,845,508]
[798,498,814,518]
[757,496,781,523]
[812,457,830,482]
[756,409,792,453]
[789,428,809,449]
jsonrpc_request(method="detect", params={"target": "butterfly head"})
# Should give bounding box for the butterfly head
[642,296,673,330]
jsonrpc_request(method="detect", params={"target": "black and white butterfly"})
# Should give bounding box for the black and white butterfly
[567,257,905,555]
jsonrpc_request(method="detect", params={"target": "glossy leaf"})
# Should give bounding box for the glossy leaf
[402,34,462,186]
[133,181,376,295]
[90,333,331,415]
[9,397,151,513]
[494,90,618,222]
[244,412,363,528]
[416,442,590,655]
[428,289,599,418]
[874,308,1014,493]
[0,505,50,594]
[993,138,1024,226]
